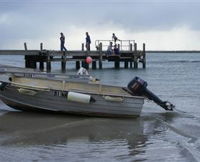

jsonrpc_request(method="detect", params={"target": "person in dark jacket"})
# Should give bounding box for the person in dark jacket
[112,33,120,45]
[60,32,67,51]
[85,32,91,51]
[114,44,120,55]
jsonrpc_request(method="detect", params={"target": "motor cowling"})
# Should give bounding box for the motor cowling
[127,77,174,111]
[127,76,147,95]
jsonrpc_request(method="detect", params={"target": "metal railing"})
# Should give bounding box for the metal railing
[95,40,135,51]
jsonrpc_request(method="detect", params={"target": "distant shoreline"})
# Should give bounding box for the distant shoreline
[146,50,200,53]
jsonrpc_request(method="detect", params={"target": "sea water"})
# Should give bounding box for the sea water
[0,53,200,161]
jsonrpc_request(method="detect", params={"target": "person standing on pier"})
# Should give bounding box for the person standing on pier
[106,42,113,56]
[114,44,119,55]
[85,32,91,51]
[112,33,120,45]
[60,32,67,51]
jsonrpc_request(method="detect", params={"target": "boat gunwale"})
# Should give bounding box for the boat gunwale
[0,71,144,99]
[1,71,93,82]
[1,80,144,99]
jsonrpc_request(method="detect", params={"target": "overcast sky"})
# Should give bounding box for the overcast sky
[0,0,200,50]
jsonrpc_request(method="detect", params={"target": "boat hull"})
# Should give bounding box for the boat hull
[0,85,144,118]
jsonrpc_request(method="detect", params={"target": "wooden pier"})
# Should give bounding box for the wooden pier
[0,40,146,72]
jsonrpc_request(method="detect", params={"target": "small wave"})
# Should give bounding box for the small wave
[149,60,200,64]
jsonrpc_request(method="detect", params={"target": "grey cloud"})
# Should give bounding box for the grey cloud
[0,0,200,48]
[1,0,199,30]
[102,2,200,31]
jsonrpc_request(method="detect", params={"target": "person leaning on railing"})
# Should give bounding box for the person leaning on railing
[106,42,113,56]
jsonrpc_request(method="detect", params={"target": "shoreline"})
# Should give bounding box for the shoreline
[147,50,200,53]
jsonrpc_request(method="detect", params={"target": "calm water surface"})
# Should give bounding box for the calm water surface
[0,53,200,161]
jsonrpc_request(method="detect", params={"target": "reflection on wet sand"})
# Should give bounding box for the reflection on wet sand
[0,108,198,161]
[0,111,145,147]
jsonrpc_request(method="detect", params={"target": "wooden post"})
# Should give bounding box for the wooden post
[134,56,138,69]
[81,61,85,68]
[24,43,37,69]
[39,42,44,70]
[130,43,133,68]
[85,63,89,69]
[24,42,27,51]
[82,43,84,51]
[60,40,66,72]
[142,43,146,69]
[39,61,44,70]
[40,43,43,50]
[82,61,89,69]
[46,53,51,72]
[61,50,66,72]
[99,43,103,69]
[130,43,133,51]
[130,61,133,68]
[114,60,120,69]
[25,59,29,68]
[92,61,97,69]
[25,58,29,68]
[24,42,28,68]
[81,43,89,69]
[61,58,66,72]
[76,61,80,70]
[124,61,128,68]
[134,43,138,69]
[134,43,137,52]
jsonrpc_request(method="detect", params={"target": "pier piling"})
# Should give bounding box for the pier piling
[142,43,146,69]
[39,43,44,70]
[130,61,133,68]
[129,43,133,68]
[61,59,66,72]
[124,61,128,69]
[39,62,44,70]
[99,43,103,69]
[46,54,51,72]
[114,59,120,69]
[92,61,97,69]
[76,61,80,70]
[61,52,67,72]
[134,43,138,69]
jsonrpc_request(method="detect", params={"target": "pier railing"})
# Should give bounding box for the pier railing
[95,40,135,51]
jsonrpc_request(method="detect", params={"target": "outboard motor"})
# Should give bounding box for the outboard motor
[0,82,8,91]
[127,77,174,111]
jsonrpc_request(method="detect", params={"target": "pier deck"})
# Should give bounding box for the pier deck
[0,41,146,72]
